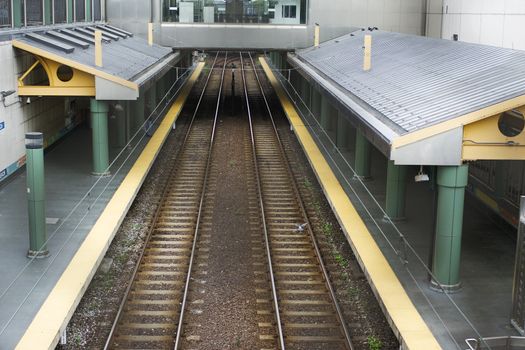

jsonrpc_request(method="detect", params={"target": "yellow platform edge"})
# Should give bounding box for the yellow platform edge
[259,57,442,350]
[16,62,205,350]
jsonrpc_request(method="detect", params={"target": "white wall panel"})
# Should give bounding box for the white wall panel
[502,15,525,49]
[441,13,460,40]
[459,14,481,43]
[479,15,504,47]
[433,0,525,50]
[348,0,426,35]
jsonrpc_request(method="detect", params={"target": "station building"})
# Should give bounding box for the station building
[2,1,525,350]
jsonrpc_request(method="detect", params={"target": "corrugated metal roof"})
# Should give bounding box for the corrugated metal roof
[296,30,525,134]
[14,24,173,83]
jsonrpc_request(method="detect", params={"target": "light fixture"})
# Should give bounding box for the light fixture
[113,103,124,112]
[0,90,15,98]
[415,165,429,182]
[1,90,20,108]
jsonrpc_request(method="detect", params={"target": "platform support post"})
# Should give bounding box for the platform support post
[132,94,145,134]
[25,132,49,258]
[431,164,469,292]
[116,102,126,148]
[320,95,331,131]
[90,98,110,176]
[336,111,348,149]
[385,160,407,221]
[354,130,372,180]
[312,88,321,122]
[300,76,310,110]
[125,101,131,145]
[148,83,157,117]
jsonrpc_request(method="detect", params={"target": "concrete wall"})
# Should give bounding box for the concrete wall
[348,0,427,35]
[106,0,151,37]
[106,0,427,49]
[0,42,74,184]
[427,0,525,50]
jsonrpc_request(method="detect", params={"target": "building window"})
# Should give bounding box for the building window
[75,0,85,21]
[282,5,297,18]
[26,0,43,25]
[54,0,67,23]
[0,0,11,27]
[162,0,307,25]
[93,0,101,21]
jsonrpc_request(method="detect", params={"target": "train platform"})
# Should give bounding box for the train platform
[0,127,145,349]
[0,64,203,350]
[262,53,519,350]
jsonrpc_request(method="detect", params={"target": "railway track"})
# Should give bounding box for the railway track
[104,52,228,349]
[240,52,354,350]
[104,52,354,350]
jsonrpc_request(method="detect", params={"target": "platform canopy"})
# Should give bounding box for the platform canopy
[12,24,178,100]
[289,30,525,165]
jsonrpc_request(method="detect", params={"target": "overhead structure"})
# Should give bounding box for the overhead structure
[12,24,179,100]
[289,30,525,166]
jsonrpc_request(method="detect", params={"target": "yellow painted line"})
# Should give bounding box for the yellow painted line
[16,62,204,350]
[260,57,442,350]
[474,188,499,212]
[12,40,139,91]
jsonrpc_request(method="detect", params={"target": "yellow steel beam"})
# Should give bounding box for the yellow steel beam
[17,54,96,96]
[462,111,525,160]
[18,60,41,87]
[12,39,139,91]
[18,86,96,96]
[15,62,204,350]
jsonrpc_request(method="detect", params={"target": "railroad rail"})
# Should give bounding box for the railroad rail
[240,52,354,350]
[104,52,227,349]
[103,51,353,350]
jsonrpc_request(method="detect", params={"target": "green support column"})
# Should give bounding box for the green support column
[300,77,310,110]
[90,99,110,176]
[336,112,348,149]
[13,0,23,27]
[67,0,74,23]
[158,77,165,105]
[133,94,146,133]
[116,102,126,148]
[44,0,52,25]
[86,0,92,21]
[312,89,321,121]
[26,133,49,258]
[354,130,372,180]
[431,164,469,292]
[125,101,131,145]
[148,84,157,117]
[385,160,408,221]
[164,73,172,100]
[320,95,331,130]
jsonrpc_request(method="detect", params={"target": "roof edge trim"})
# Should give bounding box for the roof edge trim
[392,93,525,149]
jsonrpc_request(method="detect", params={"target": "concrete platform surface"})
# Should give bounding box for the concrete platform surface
[0,127,148,349]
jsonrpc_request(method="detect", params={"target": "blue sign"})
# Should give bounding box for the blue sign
[0,122,4,131]
[0,169,6,181]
